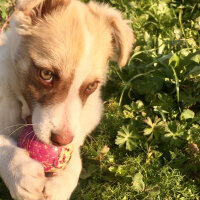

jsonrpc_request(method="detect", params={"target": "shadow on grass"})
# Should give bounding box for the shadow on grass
[0,180,12,200]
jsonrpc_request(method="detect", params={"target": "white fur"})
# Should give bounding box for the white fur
[0,13,103,200]
[0,28,46,200]
[32,29,102,146]
[44,148,82,200]
[0,0,133,199]
[0,135,46,200]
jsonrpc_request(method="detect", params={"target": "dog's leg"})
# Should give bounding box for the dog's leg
[0,135,46,200]
[44,148,82,200]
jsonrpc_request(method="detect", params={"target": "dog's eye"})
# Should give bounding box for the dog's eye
[85,81,99,95]
[39,69,53,82]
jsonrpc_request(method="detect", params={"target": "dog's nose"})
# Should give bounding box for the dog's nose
[50,132,74,146]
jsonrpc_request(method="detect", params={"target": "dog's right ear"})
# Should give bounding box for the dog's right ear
[15,0,71,35]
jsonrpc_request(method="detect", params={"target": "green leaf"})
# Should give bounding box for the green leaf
[189,66,200,78]
[169,53,180,68]
[143,128,153,136]
[132,76,163,96]
[80,164,97,180]
[115,126,138,151]
[132,173,145,192]
[144,31,150,42]
[123,110,134,119]
[144,117,153,127]
[181,109,195,120]
[146,185,160,196]
[180,91,197,107]
[151,93,174,113]
[169,56,180,103]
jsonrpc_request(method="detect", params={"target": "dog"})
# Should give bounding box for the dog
[0,0,134,199]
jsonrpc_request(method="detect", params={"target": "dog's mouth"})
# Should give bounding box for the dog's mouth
[25,116,32,124]
[25,115,74,146]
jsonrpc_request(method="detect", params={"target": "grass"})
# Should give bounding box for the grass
[1,0,200,199]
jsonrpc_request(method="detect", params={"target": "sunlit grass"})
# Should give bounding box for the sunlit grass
[1,0,200,199]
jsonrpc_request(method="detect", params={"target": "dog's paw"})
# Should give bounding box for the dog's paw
[44,175,71,200]
[6,150,46,200]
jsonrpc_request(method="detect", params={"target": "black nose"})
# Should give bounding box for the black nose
[50,132,74,146]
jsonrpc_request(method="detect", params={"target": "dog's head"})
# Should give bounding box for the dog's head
[12,0,134,146]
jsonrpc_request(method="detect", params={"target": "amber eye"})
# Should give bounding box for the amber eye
[39,69,53,82]
[85,81,99,95]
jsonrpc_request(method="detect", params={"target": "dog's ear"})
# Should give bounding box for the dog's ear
[15,0,71,35]
[88,2,134,68]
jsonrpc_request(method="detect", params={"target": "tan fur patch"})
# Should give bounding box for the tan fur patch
[26,68,74,106]
[17,0,71,17]
[87,2,134,67]
[16,0,133,106]
[22,2,87,105]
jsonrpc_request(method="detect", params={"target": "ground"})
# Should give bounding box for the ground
[0,0,200,199]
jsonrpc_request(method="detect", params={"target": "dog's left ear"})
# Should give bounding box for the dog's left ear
[88,2,134,68]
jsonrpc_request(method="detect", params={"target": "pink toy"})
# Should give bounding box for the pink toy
[18,126,73,172]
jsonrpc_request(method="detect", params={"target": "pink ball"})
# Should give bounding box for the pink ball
[18,126,73,172]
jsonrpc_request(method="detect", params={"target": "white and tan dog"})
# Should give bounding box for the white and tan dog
[0,0,133,199]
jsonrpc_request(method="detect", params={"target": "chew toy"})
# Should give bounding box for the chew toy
[18,126,72,172]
